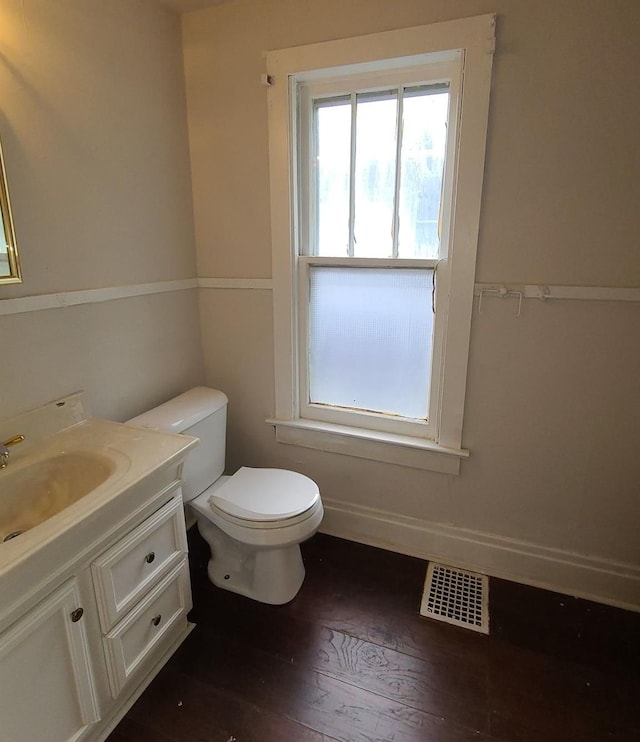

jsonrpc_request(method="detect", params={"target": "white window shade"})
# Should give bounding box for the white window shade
[308,266,434,419]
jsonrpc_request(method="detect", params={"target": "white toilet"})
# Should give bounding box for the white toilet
[127,387,323,605]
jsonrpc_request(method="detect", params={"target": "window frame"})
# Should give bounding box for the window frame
[266,15,496,474]
[296,60,461,441]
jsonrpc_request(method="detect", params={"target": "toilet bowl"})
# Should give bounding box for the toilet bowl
[127,387,323,604]
[192,467,323,603]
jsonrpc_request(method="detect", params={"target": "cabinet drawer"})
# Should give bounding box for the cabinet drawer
[92,491,188,631]
[102,559,191,697]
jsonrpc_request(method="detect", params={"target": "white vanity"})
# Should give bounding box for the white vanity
[0,393,198,741]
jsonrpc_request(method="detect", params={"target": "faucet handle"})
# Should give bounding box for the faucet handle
[2,434,25,448]
[0,434,25,468]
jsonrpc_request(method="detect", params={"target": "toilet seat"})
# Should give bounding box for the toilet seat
[208,497,322,530]
[209,467,320,522]
[190,468,324,547]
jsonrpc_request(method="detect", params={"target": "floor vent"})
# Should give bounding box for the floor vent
[420,562,489,634]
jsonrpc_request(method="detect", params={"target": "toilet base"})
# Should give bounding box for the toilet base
[207,544,305,605]
[197,518,307,604]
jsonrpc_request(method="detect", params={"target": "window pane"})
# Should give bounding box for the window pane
[308,267,433,420]
[316,100,351,256]
[398,89,449,258]
[353,93,397,258]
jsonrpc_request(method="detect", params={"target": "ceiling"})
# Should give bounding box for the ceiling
[156,0,230,13]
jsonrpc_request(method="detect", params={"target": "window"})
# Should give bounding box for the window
[267,16,495,474]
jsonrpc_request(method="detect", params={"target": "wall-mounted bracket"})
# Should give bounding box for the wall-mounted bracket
[478,286,523,316]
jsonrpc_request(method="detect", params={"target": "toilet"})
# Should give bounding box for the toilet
[127,387,323,605]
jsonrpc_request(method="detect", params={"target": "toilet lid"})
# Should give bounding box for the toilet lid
[209,467,320,521]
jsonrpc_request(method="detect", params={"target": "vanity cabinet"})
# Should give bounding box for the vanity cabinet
[0,482,193,742]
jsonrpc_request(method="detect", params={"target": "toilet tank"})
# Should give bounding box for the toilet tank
[126,387,228,503]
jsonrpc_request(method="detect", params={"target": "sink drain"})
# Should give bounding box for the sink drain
[2,530,26,542]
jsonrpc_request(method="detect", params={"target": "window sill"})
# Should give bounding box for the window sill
[266,417,468,475]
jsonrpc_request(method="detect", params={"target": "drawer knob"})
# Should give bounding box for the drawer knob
[145,551,156,564]
[70,608,84,623]
[151,614,162,627]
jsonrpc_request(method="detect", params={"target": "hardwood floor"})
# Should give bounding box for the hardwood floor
[108,531,640,742]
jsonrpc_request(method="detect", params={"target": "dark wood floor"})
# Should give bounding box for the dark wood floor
[108,531,640,742]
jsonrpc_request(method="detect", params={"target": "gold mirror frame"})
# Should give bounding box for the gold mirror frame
[0,136,22,284]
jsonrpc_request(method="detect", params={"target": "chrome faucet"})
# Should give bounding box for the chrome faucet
[0,434,25,468]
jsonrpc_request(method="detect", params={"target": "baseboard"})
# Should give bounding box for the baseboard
[320,498,640,613]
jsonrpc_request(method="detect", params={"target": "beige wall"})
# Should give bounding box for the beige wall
[0,0,204,421]
[185,0,640,606]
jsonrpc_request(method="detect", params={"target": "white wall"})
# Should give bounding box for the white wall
[184,0,640,609]
[0,0,204,421]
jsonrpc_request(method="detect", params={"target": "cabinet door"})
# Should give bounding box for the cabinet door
[0,578,100,742]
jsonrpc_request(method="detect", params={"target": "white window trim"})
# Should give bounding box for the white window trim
[266,15,496,473]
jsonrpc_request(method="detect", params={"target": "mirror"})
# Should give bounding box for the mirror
[0,136,22,284]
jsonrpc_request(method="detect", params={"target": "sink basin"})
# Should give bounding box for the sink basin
[0,452,116,542]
